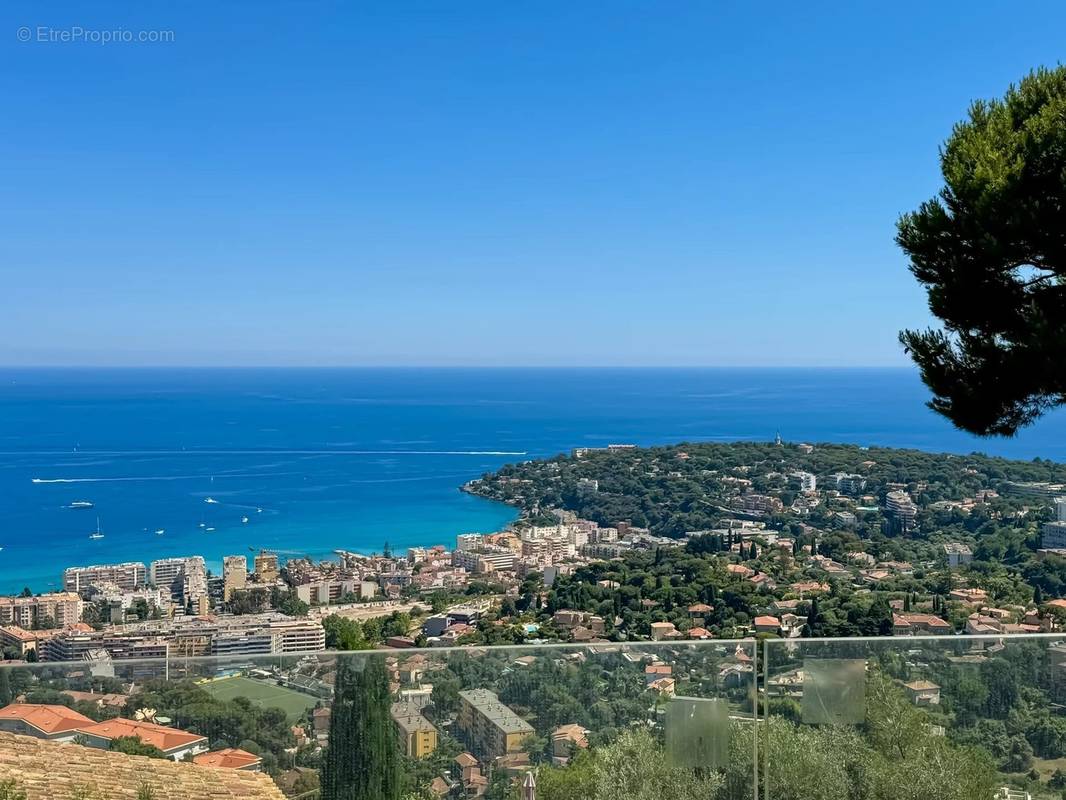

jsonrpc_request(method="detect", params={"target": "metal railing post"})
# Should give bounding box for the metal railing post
[763,638,769,800]
[752,639,758,800]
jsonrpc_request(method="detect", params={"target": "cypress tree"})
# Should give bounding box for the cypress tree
[0,669,10,707]
[322,656,400,800]
[809,597,822,634]
[1035,585,1044,606]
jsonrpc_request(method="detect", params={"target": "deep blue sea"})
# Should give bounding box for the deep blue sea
[2,367,1064,594]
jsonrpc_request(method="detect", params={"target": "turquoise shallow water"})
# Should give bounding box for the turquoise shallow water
[2,367,1064,593]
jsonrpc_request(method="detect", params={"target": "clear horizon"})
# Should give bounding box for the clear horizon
[4,2,1066,367]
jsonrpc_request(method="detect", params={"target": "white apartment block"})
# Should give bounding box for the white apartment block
[64,562,146,594]
[790,471,817,493]
[150,557,207,600]
[456,534,485,552]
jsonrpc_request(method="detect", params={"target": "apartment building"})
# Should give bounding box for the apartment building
[833,473,867,494]
[789,471,817,493]
[1042,498,1066,549]
[391,701,439,758]
[150,556,207,601]
[452,549,515,573]
[39,629,170,662]
[64,562,146,594]
[1004,481,1066,500]
[943,542,973,568]
[736,494,784,514]
[0,592,83,629]
[210,617,326,656]
[222,555,248,602]
[456,534,484,552]
[39,613,324,661]
[253,551,280,583]
[885,491,919,531]
[457,689,533,761]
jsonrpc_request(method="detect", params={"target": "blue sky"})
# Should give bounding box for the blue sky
[3,2,1064,367]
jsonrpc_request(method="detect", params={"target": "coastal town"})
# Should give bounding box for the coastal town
[7,440,1066,666]
[4,440,1066,797]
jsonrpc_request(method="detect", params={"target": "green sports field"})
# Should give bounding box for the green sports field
[200,676,318,722]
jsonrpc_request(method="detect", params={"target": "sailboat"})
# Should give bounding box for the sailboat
[89,518,105,540]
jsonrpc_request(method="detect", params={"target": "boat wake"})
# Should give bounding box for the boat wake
[16,449,527,457]
[31,472,298,484]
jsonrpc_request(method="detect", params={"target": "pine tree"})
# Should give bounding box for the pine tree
[322,656,400,800]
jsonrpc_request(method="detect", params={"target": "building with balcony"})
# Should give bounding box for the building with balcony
[0,592,83,629]
[885,490,919,532]
[64,562,147,594]
[253,551,280,583]
[222,555,248,602]
[833,473,867,494]
[1041,498,1066,549]
[457,689,533,761]
[150,556,208,606]
[391,701,439,758]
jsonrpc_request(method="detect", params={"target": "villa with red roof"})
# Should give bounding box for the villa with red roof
[0,703,95,742]
[75,717,209,761]
[754,615,781,634]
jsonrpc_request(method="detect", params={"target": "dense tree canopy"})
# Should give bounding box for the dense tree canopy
[899,65,1066,436]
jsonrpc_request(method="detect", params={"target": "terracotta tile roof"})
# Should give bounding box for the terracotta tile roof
[904,680,940,691]
[430,776,452,796]
[61,690,129,708]
[754,616,781,628]
[0,626,37,642]
[192,747,262,770]
[552,724,589,747]
[455,752,479,768]
[0,730,285,799]
[76,717,207,753]
[0,703,94,735]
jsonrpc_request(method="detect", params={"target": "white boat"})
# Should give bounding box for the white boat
[69,500,94,509]
[205,526,215,532]
[241,516,249,524]
[89,517,104,539]
[155,529,165,535]
[205,497,219,504]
